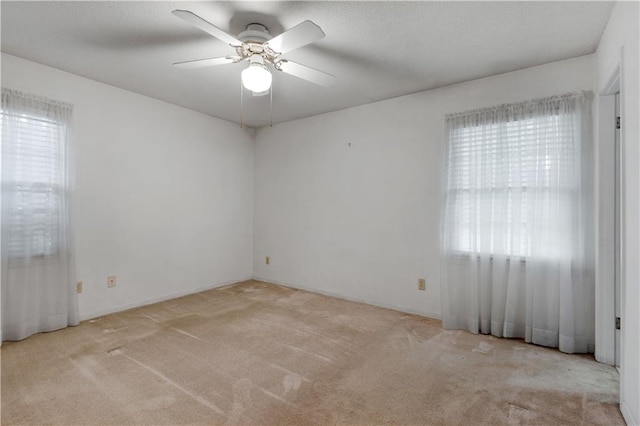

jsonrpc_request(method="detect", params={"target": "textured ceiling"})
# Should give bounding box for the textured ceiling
[1,1,613,128]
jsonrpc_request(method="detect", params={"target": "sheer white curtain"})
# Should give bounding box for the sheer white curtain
[1,88,78,341]
[440,92,594,354]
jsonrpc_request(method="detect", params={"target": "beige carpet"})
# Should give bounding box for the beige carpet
[1,280,624,425]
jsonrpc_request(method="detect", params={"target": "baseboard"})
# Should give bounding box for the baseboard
[620,400,638,426]
[39,274,442,328]
[253,276,442,321]
[78,276,253,321]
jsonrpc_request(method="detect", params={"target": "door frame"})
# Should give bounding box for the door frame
[595,48,624,366]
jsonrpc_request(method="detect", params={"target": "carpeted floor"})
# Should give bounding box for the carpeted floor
[1,280,624,425]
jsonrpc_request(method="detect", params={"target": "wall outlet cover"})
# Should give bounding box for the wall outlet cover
[107,276,117,288]
[418,278,426,291]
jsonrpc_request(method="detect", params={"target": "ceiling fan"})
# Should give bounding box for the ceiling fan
[171,10,335,94]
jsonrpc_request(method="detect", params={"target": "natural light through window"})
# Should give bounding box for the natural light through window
[1,110,64,259]
[445,112,575,259]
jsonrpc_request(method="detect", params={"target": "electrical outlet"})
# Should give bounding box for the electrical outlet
[107,276,117,288]
[77,281,83,293]
[266,256,270,265]
[418,278,426,291]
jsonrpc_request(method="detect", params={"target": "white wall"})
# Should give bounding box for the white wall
[253,55,595,319]
[1,53,255,320]
[595,2,640,424]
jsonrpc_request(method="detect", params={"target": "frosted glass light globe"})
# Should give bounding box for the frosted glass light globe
[241,63,272,93]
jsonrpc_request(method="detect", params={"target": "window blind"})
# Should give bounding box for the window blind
[2,99,68,259]
[443,95,580,258]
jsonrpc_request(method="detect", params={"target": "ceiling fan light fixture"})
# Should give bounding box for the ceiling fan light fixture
[241,55,272,93]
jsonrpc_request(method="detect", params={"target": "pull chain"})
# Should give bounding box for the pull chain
[240,78,275,128]
[240,79,244,129]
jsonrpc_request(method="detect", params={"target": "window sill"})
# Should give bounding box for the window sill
[7,253,60,268]
[444,251,528,264]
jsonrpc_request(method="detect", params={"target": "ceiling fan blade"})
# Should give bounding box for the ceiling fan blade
[266,20,325,54]
[173,56,239,69]
[172,10,243,47]
[277,60,335,87]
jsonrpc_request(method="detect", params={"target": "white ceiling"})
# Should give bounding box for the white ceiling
[1,1,613,128]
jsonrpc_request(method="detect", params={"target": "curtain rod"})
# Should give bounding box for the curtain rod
[445,90,592,120]
[2,87,74,110]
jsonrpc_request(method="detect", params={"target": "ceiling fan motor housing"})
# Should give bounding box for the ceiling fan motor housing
[236,23,279,63]
[238,23,271,42]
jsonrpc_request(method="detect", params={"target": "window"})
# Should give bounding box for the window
[443,96,581,259]
[1,88,79,342]
[440,92,594,353]
[1,91,70,260]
